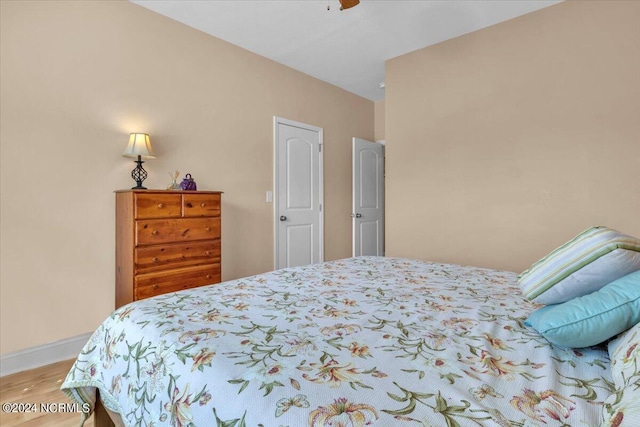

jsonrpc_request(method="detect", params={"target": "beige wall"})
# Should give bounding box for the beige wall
[0,1,373,354]
[386,1,640,272]
[374,100,385,141]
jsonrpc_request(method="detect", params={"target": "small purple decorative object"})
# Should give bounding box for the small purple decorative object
[180,173,197,191]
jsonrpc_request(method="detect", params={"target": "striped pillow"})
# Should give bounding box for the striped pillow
[518,226,640,304]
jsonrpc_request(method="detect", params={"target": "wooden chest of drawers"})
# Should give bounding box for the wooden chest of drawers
[115,190,223,308]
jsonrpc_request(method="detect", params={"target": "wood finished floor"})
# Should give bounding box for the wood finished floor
[0,360,93,427]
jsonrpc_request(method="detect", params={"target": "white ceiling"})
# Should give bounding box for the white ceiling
[131,0,561,101]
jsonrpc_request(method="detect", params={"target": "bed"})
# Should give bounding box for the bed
[62,256,638,427]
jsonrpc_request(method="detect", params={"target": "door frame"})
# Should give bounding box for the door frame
[273,116,324,269]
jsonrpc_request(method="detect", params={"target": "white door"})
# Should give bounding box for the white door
[352,138,384,257]
[274,117,323,269]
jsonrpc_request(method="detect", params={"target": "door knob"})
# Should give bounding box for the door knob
[351,213,362,218]
[280,215,287,221]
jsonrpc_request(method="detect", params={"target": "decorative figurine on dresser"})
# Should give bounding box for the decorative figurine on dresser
[115,189,223,308]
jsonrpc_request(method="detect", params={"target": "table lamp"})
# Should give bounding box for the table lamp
[122,133,155,189]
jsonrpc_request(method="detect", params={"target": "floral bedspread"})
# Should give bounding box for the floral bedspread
[62,257,614,427]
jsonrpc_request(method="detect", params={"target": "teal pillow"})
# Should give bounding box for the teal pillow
[524,271,640,348]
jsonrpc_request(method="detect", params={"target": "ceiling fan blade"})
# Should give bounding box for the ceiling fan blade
[339,0,360,10]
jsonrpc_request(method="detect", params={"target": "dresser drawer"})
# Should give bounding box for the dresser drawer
[183,193,221,217]
[135,264,221,300]
[136,217,221,246]
[135,240,221,274]
[135,193,182,219]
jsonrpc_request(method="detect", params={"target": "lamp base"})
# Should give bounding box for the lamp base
[130,156,149,190]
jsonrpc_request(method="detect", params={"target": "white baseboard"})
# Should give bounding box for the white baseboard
[0,333,92,377]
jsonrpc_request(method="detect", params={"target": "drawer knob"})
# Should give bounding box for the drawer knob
[157,203,164,208]
[200,202,206,207]
[205,227,211,232]
[152,284,159,290]
[206,274,212,279]
[152,257,159,263]
[204,250,211,256]
[152,230,159,235]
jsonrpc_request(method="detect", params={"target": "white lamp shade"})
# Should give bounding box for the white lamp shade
[122,133,155,159]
